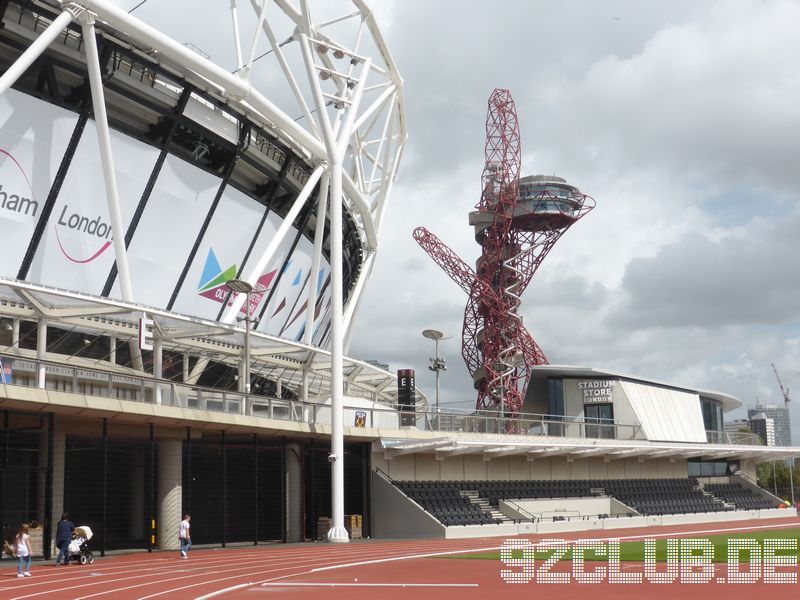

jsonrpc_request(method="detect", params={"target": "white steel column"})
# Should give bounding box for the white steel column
[153,335,163,405]
[221,165,324,323]
[0,9,74,96]
[328,159,347,543]
[342,251,374,352]
[80,13,134,302]
[297,15,372,541]
[36,317,46,388]
[303,173,329,345]
[230,0,244,71]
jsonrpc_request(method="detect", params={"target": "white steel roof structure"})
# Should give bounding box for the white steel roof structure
[0,0,406,544]
[0,277,418,404]
[379,436,800,462]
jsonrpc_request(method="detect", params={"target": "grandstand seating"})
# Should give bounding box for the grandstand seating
[394,481,499,526]
[704,482,779,510]
[392,477,779,525]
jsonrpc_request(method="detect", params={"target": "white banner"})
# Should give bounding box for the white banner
[0,90,78,277]
[171,184,267,320]
[114,154,219,307]
[28,117,159,293]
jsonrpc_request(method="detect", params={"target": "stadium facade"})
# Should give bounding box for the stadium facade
[0,0,798,562]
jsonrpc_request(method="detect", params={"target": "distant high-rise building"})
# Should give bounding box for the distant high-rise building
[724,418,751,434]
[749,413,776,446]
[748,404,791,446]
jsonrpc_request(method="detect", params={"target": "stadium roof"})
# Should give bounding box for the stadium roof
[379,435,800,462]
[0,277,420,406]
[530,364,742,412]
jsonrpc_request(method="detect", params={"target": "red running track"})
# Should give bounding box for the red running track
[1,517,799,600]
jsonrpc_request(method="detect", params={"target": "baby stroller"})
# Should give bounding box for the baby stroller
[67,526,94,565]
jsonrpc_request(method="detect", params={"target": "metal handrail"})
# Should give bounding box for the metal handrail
[500,498,538,522]
[706,430,763,446]
[0,354,761,447]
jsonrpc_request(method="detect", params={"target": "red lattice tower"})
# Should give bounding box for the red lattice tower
[413,89,595,417]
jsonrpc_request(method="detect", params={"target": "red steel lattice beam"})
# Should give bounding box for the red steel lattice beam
[414,89,594,419]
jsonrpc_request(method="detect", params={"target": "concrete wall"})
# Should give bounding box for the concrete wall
[374,453,690,484]
[371,472,445,539]
[157,439,182,550]
[442,508,798,540]
[501,497,613,520]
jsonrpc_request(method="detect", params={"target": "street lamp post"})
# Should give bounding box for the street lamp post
[226,279,254,412]
[422,329,447,430]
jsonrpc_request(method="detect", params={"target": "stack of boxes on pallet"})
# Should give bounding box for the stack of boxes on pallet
[316,517,332,540]
[345,514,362,539]
[316,515,362,540]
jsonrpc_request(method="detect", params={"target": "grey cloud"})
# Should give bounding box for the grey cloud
[610,213,800,329]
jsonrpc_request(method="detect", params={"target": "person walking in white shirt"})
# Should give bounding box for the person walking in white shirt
[15,523,32,577]
[179,515,191,559]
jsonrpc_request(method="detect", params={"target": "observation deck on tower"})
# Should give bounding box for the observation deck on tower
[469,174,588,242]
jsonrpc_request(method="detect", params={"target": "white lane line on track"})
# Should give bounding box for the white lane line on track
[8,553,345,600]
[196,520,800,599]
[259,582,480,588]
[311,520,800,573]
[141,542,496,600]
[10,520,798,599]
[189,583,252,599]
[7,541,454,600]
[119,541,489,600]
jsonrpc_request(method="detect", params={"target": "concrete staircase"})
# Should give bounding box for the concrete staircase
[697,482,735,510]
[462,490,511,523]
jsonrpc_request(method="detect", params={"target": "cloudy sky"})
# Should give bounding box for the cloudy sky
[112,0,800,438]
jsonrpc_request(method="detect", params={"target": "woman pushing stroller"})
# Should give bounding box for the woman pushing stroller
[55,513,75,566]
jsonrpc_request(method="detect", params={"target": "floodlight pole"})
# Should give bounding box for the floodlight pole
[226,279,254,414]
[423,329,447,431]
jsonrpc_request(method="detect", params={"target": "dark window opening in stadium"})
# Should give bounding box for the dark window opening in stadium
[547,377,565,436]
[688,458,730,477]
[584,403,615,439]
[700,397,724,431]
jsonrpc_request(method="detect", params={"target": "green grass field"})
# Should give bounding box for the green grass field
[447,527,800,563]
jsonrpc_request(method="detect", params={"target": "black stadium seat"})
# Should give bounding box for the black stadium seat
[392,477,780,524]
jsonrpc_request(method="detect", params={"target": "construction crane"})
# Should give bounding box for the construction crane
[771,362,791,406]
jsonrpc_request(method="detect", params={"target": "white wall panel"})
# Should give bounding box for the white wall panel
[486,457,510,480]
[509,456,530,480]
[267,233,313,341]
[115,154,218,307]
[439,456,464,481]
[530,458,551,480]
[551,459,570,480]
[570,458,590,479]
[414,454,438,480]
[0,90,78,277]
[30,119,159,293]
[619,381,707,443]
[171,185,266,320]
[463,455,486,480]
[606,459,625,479]
[587,457,608,480]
